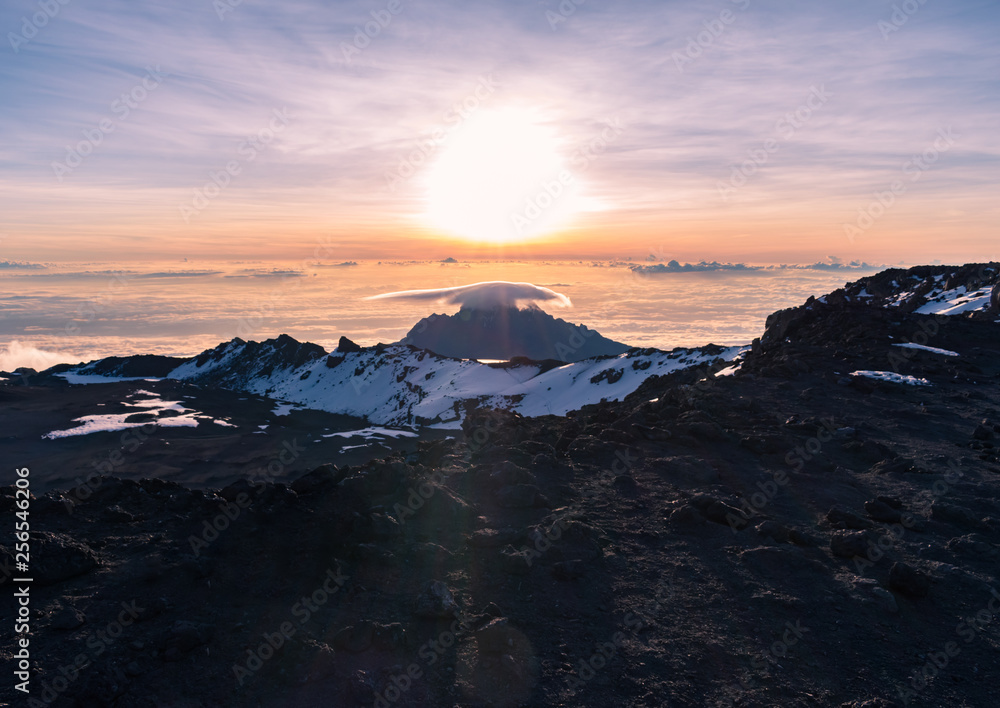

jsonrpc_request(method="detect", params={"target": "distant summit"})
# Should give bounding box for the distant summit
[368,280,627,361]
[399,305,630,362]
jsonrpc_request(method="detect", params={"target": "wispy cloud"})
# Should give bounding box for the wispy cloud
[0,340,80,371]
[366,281,572,309]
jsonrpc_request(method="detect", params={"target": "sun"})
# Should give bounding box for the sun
[422,108,584,244]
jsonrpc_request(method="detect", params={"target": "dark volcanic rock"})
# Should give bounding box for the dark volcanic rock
[290,463,345,494]
[973,420,995,441]
[499,546,533,575]
[831,531,872,559]
[68,353,188,378]
[691,495,748,528]
[889,562,931,597]
[9,532,100,585]
[333,621,375,653]
[497,483,540,508]
[49,605,86,630]
[475,617,518,654]
[161,621,212,661]
[469,528,523,548]
[413,580,459,618]
[864,499,903,524]
[827,506,875,530]
[336,336,362,353]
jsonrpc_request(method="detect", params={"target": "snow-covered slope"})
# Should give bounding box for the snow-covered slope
[832,262,999,316]
[163,338,742,426]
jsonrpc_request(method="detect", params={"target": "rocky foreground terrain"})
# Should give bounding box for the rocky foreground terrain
[2,263,1000,707]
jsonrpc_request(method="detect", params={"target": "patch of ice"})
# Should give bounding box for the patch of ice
[271,402,301,416]
[130,397,190,412]
[340,443,375,452]
[42,396,230,438]
[715,363,742,377]
[427,421,463,430]
[43,411,202,439]
[850,370,931,386]
[892,343,959,357]
[324,426,419,439]
[57,373,163,384]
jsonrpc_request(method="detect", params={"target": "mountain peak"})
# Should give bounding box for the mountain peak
[399,305,628,362]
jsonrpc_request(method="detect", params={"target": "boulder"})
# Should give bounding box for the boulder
[830,531,871,559]
[498,484,540,508]
[889,562,931,598]
[333,621,375,653]
[414,580,459,618]
[16,533,99,585]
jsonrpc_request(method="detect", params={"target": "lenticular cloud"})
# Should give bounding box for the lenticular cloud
[365,281,572,310]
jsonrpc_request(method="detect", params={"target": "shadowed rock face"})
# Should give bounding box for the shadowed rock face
[400,306,630,362]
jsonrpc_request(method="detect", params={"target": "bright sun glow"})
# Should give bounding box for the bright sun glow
[423,109,584,244]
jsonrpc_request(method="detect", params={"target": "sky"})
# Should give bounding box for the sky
[1,0,998,264]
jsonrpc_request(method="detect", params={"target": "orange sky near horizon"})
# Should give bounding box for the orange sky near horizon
[2,1,997,268]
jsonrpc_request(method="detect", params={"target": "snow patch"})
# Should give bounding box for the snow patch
[915,285,993,316]
[892,343,959,357]
[323,427,419,440]
[850,370,931,386]
[43,397,234,438]
[57,373,162,384]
